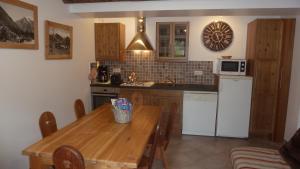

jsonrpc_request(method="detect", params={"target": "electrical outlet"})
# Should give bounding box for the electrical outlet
[194,70,203,76]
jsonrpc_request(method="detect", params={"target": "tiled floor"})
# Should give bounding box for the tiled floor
[154,135,281,169]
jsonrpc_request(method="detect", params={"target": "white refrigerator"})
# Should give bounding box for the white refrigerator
[216,75,253,138]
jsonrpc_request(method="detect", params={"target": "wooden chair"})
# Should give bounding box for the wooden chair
[147,103,177,169]
[39,111,58,138]
[138,123,161,169]
[159,103,177,169]
[131,92,144,105]
[53,145,85,169]
[161,103,177,150]
[74,99,86,119]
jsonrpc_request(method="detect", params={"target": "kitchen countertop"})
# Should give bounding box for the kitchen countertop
[90,83,218,92]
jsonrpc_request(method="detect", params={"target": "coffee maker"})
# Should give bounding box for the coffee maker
[97,65,109,82]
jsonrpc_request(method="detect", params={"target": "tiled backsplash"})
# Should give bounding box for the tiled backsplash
[101,52,215,85]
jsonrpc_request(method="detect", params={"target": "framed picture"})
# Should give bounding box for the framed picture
[0,0,38,49]
[45,20,73,60]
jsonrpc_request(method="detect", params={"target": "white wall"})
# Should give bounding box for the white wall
[284,16,300,140]
[0,0,94,169]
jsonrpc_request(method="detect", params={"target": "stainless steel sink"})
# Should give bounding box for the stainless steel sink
[120,81,155,87]
[159,82,177,87]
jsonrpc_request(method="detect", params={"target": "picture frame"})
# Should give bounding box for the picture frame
[45,20,73,60]
[0,0,38,49]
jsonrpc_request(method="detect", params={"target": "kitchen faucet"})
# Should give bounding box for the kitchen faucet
[165,76,176,85]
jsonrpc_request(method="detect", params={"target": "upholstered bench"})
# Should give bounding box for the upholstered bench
[231,147,291,169]
[231,128,300,169]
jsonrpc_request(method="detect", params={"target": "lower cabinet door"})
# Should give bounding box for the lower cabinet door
[182,91,218,136]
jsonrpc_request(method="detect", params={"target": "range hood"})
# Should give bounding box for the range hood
[126,17,153,51]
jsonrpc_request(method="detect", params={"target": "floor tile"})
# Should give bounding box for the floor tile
[153,135,279,169]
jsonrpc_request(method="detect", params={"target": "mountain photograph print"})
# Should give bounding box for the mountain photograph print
[45,20,73,60]
[0,0,38,49]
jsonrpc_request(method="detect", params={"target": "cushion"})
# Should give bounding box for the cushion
[280,128,300,169]
[231,147,291,169]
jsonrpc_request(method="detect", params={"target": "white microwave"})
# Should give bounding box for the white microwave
[218,59,247,75]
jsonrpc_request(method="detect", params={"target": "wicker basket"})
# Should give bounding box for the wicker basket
[112,108,133,123]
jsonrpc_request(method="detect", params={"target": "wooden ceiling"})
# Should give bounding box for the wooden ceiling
[63,0,150,3]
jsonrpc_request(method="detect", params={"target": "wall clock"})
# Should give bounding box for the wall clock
[202,21,233,51]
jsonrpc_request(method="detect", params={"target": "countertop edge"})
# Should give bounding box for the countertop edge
[90,83,218,92]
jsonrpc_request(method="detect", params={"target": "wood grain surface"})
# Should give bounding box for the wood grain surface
[74,99,86,119]
[53,145,85,169]
[246,19,295,142]
[39,111,58,138]
[95,23,125,61]
[119,88,183,136]
[23,104,161,169]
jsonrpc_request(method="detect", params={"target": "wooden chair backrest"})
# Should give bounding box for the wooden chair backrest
[39,111,58,138]
[148,123,161,169]
[131,92,144,105]
[74,99,86,119]
[53,145,85,169]
[163,103,177,150]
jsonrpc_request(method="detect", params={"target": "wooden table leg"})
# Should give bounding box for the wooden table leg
[29,156,47,169]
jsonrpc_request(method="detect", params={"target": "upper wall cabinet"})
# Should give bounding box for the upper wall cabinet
[95,23,125,61]
[156,22,189,62]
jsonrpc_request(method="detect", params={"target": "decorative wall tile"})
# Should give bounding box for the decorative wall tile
[101,51,215,85]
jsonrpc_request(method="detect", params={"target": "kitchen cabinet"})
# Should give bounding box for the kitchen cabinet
[119,88,183,136]
[156,22,189,61]
[95,23,125,61]
[182,91,218,136]
[246,19,295,142]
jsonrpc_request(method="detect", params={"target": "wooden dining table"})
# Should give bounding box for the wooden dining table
[23,104,161,169]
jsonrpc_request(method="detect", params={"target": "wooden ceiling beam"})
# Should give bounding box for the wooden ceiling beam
[62,0,150,3]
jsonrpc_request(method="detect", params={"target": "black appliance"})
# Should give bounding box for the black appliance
[91,86,119,110]
[111,73,122,85]
[97,65,109,82]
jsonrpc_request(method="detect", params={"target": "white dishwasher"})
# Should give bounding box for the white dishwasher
[182,91,218,136]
